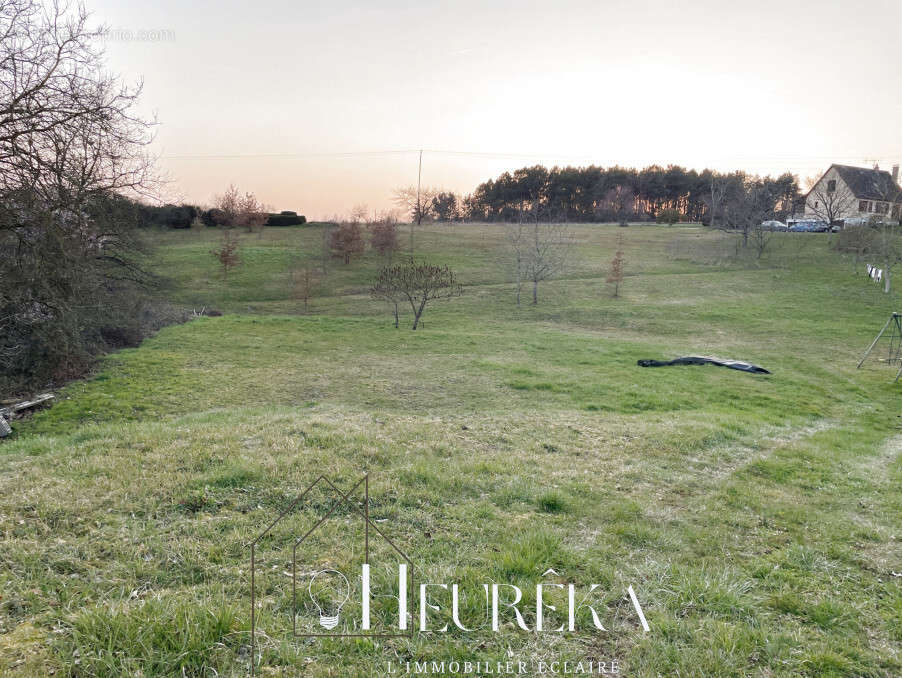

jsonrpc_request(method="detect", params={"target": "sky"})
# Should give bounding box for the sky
[92,0,902,218]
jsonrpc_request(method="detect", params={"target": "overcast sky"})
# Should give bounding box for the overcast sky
[92,0,902,218]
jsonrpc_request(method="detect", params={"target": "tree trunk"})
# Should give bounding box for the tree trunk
[393,302,399,328]
[532,279,538,305]
[412,301,427,330]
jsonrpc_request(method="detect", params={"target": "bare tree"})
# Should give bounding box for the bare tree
[369,217,400,264]
[349,203,369,224]
[504,220,527,306]
[210,229,240,278]
[213,185,268,234]
[371,259,462,330]
[394,184,438,252]
[519,207,571,304]
[328,221,364,264]
[0,0,157,386]
[871,217,901,294]
[835,222,876,272]
[603,185,635,226]
[722,178,780,253]
[749,221,773,259]
[806,176,857,227]
[320,219,334,275]
[708,175,729,229]
[290,260,320,312]
[606,236,625,297]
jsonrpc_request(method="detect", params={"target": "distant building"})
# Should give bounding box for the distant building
[801,164,902,224]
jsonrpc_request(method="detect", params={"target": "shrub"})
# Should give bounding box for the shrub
[657,208,681,225]
[265,213,307,227]
[369,218,399,261]
[201,208,226,227]
[328,222,365,264]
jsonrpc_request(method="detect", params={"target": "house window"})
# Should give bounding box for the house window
[827,179,836,193]
[814,201,819,208]
[859,200,870,212]
[875,202,888,214]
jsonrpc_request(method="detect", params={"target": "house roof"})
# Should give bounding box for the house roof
[829,164,902,202]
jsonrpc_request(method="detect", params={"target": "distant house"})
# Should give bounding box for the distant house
[802,164,902,224]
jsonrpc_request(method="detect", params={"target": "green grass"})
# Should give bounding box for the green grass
[1,223,900,677]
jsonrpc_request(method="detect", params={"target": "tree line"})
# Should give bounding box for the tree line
[398,165,800,225]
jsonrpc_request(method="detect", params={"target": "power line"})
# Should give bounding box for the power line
[160,147,902,164]
[160,149,420,160]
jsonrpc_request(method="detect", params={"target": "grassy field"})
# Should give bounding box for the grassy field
[1,223,900,677]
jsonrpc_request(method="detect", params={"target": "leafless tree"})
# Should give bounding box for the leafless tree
[371,259,462,330]
[394,185,438,225]
[708,175,729,229]
[749,221,772,259]
[606,236,625,297]
[320,219,334,275]
[603,185,635,226]
[806,176,857,227]
[394,184,438,252]
[349,203,369,224]
[504,220,527,306]
[0,0,157,386]
[870,217,901,294]
[328,221,364,264]
[211,229,240,278]
[290,260,320,312]
[722,178,780,254]
[369,217,399,264]
[834,222,876,272]
[213,185,268,234]
[516,207,571,304]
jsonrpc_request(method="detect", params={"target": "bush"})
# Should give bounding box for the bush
[656,208,681,225]
[329,222,365,263]
[265,213,307,227]
[0,194,193,394]
[137,203,198,229]
[201,208,225,227]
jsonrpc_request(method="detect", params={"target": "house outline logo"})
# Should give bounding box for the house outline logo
[248,474,414,673]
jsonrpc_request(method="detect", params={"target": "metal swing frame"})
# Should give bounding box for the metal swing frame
[857,312,902,382]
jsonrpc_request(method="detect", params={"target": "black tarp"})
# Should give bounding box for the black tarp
[637,356,770,374]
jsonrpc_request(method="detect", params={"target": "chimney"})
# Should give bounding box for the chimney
[893,164,899,185]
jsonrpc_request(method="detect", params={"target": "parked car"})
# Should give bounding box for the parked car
[760,220,788,230]
[789,220,828,232]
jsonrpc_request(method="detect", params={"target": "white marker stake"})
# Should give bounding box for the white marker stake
[362,564,370,630]
[398,563,408,630]
[627,585,650,632]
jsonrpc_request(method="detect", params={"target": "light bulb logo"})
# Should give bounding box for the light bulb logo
[308,569,350,630]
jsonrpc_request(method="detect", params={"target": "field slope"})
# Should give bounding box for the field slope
[1,224,900,677]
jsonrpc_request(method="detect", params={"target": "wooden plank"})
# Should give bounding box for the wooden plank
[0,393,54,418]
